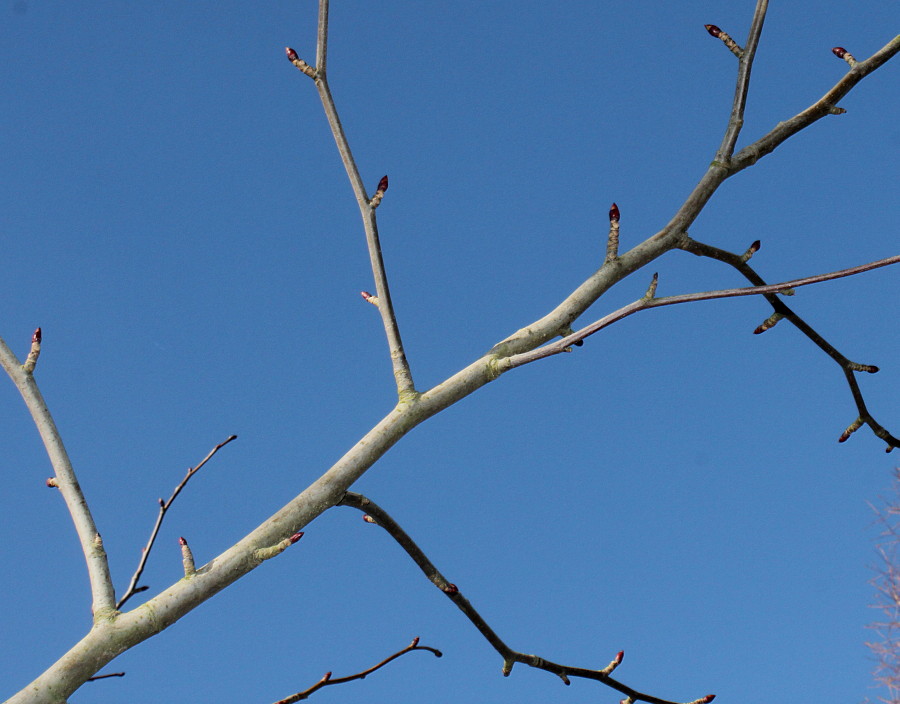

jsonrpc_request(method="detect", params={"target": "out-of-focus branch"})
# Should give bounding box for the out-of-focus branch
[117,435,238,610]
[285,0,416,400]
[869,469,900,703]
[0,330,117,618]
[338,492,714,704]
[271,637,441,704]
[679,240,899,451]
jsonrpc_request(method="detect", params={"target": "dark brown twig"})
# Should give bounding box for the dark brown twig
[271,637,441,704]
[679,240,899,451]
[338,492,713,704]
[86,672,125,682]
[116,435,238,610]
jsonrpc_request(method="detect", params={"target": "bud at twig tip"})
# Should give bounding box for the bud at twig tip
[832,47,846,58]
[411,636,420,647]
[285,47,299,62]
[179,537,187,546]
[615,650,624,664]
[33,327,42,344]
[609,203,620,222]
[377,175,389,193]
[289,532,304,544]
[705,24,722,37]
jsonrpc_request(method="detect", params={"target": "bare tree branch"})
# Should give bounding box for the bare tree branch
[117,435,238,610]
[286,0,416,400]
[0,330,117,618]
[679,240,899,450]
[271,637,441,704]
[338,492,714,704]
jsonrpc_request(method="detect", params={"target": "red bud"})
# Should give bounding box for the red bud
[615,650,624,664]
[362,514,376,523]
[289,532,304,544]
[285,47,299,62]
[443,583,458,594]
[832,47,847,58]
[322,672,332,682]
[411,637,420,647]
[33,327,42,344]
[361,291,374,301]
[705,24,722,37]
[609,203,620,222]
[178,537,187,546]
[702,696,716,703]
[377,175,389,193]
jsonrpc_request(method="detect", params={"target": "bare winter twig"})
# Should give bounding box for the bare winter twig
[338,492,714,704]
[271,637,441,704]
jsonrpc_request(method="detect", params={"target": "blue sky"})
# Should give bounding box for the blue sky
[2,2,898,703]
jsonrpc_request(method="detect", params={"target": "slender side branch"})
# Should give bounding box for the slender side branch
[679,240,899,451]
[287,0,416,399]
[339,492,712,704]
[714,0,769,161]
[117,435,238,609]
[0,331,116,618]
[272,637,441,704]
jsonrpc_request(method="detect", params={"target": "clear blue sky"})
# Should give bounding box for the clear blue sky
[2,2,898,703]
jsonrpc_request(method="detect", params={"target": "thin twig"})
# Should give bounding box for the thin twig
[288,0,416,399]
[502,254,899,366]
[716,0,769,162]
[86,672,125,682]
[272,637,441,704]
[679,239,899,451]
[117,435,238,610]
[338,492,714,704]
[0,332,117,618]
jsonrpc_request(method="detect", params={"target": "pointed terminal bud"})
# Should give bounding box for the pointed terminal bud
[377,175,389,193]
[158,498,165,507]
[322,672,332,682]
[705,24,722,37]
[288,532,304,544]
[839,417,863,443]
[410,637,420,647]
[179,536,188,546]
[831,47,846,59]
[33,327,42,344]
[690,696,716,704]
[609,203,620,223]
[749,240,760,253]
[285,47,299,62]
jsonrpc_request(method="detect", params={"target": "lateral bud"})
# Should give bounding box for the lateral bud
[606,202,620,263]
[753,312,782,334]
[688,696,716,704]
[832,47,857,67]
[179,536,196,576]
[46,477,59,488]
[370,175,389,208]
[643,272,659,299]
[838,417,863,443]
[600,650,624,676]
[704,24,742,57]
[360,291,380,306]
[362,514,377,523]
[23,326,42,374]
[740,239,761,262]
[285,46,317,78]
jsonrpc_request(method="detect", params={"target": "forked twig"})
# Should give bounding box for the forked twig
[116,435,238,610]
[338,492,714,704]
[271,637,441,704]
[679,240,899,451]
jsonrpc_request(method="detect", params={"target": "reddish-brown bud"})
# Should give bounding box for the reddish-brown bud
[178,536,188,546]
[702,696,716,703]
[705,24,722,37]
[288,532,304,544]
[33,327,42,344]
[749,240,761,253]
[285,47,299,62]
[832,47,847,58]
[615,650,624,664]
[411,636,420,647]
[377,175,389,193]
[46,477,58,488]
[362,514,376,523]
[609,203,620,222]
[322,672,332,682]
[443,583,459,594]
[158,498,165,507]
[361,291,374,301]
